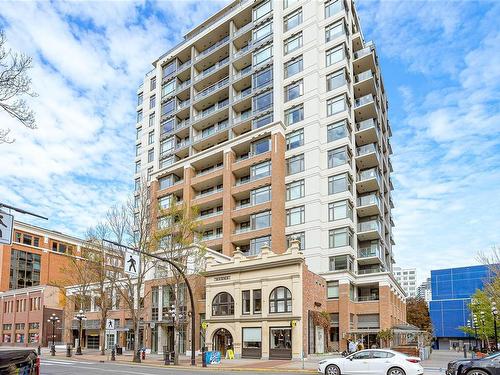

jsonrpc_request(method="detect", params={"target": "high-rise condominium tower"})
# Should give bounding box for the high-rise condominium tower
[134,0,404,349]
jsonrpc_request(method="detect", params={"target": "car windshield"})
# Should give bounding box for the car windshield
[483,352,500,359]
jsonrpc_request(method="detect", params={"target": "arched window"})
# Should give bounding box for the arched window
[212,292,234,316]
[269,287,292,313]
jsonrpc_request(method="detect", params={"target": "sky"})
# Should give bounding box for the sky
[0,0,499,283]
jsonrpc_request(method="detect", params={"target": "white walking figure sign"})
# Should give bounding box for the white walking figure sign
[0,211,14,245]
[124,250,140,276]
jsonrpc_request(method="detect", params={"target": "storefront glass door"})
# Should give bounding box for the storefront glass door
[269,328,292,359]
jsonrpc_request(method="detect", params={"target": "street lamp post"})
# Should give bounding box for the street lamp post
[473,314,479,351]
[492,302,498,351]
[75,310,87,355]
[467,319,472,350]
[480,311,486,351]
[167,304,184,365]
[47,314,60,356]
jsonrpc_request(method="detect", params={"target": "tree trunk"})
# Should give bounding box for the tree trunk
[100,325,105,355]
[174,325,179,365]
[133,320,141,363]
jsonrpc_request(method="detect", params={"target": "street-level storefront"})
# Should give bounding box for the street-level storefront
[204,241,327,360]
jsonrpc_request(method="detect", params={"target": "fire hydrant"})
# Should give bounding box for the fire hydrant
[141,349,145,360]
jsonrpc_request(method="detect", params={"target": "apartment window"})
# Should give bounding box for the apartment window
[286,206,305,226]
[286,232,305,250]
[327,95,348,116]
[285,105,304,125]
[9,250,41,290]
[134,178,140,191]
[329,254,353,271]
[251,161,271,179]
[326,44,345,67]
[145,132,153,147]
[253,0,272,21]
[286,129,304,150]
[328,200,353,221]
[148,149,154,163]
[137,110,143,123]
[161,118,175,135]
[284,32,302,54]
[286,180,305,200]
[327,120,350,142]
[253,290,262,313]
[284,8,302,32]
[136,126,141,140]
[253,45,273,66]
[329,227,353,248]
[328,146,350,168]
[160,137,174,156]
[253,114,273,129]
[254,22,272,42]
[328,173,351,194]
[147,167,153,182]
[251,210,271,229]
[326,21,345,42]
[284,0,300,8]
[252,137,271,155]
[285,80,303,102]
[253,90,273,112]
[253,68,273,89]
[327,281,339,299]
[137,92,143,106]
[325,0,343,18]
[162,61,176,78]
[136,143,141,156]
[150,77,156,91]
[327,70,347,91]
[162,80,175,97]
[212,292,234,316]
[284,56,303,78]
[14,232,40,247]
[159,195,172,209]
[269,287,292,313]
[242,290,251,315]
[249,236,271,255]
[251,186,271,205]
[161,99,175,116]
[286,154,304,175]
[135,160,141,173]
[149,94,156,109]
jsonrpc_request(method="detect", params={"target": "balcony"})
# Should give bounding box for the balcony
[202,232,223,241]
[194,57,229,82]
[355,143,380,169]
[196,187,223,199]
[199,210,223,221]
[353,44,376,74]
[358,243,382,265]
[193,99,229,122]
[233,65,253,81]
[234,87,253,102]
[234,34,273,60]
[234,21,254,38]
[356,168,382,193]
[357,193,381,217]
[357,219,382,241]
[195,36,229,62]
[354,70,377,97]
[176,79,191,93]
[354,94,378,121]
[195,77,229,101]
[357,294,380,302]
[194,121,229,142]
[358,265,385,275]
[355,118,380,146]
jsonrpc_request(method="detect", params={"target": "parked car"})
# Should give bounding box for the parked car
[0,349,39,375]
[318,349,424,375]
[446,351,500,375]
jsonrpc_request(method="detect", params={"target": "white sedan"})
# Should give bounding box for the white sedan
[318,349,424,375]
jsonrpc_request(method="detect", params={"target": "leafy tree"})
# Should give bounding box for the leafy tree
[406,297,432,333]
[377,328,393,348]
[0,30,37,143]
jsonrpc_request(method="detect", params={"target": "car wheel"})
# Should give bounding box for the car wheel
[325,364,341,375]
[387,367,406,375]
[466,370,490,375]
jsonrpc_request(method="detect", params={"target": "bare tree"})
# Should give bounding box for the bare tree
[152,198,206,365]
[477,245,500,302]
[0,30,37,143]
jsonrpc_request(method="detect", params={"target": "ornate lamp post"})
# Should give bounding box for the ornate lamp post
[74,309,87,355]
[47,313,60,356]
[492,302,498,351]
[473,314,479,350]
[467,319,472,349]
[480,311,486,351]
[167,304,185,364]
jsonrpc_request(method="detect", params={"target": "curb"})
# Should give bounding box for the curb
[41,355,316,373]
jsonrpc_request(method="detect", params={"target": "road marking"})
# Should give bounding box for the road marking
[41,363,158,374]
[42,359,93,364]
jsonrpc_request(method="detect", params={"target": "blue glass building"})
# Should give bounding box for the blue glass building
[429,265,493,349]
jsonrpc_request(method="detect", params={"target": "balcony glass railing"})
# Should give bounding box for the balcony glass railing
[234,22,254,37]
[358,266,384,275]
[355,70,373,83]
[358,220,381,233]
[202,233,223,241]
[357,194,380,208]
[196,187,223,199]
[357,168,381,183]
[194,100,229,121]
[175,139,191,150]
[234,87,253,101]
[358,243,381,258]
[195,77,230,100]
[357,295,379,302]
[196,165,223,177]
[196,36,229,60]
[235,171,271,186]
[357,143,378,157]
[233,109,252,124]
[177,59,192,72]
[199,211,223,220]
[177,99,191,109]
[175,118,191,130]
[233,65,253,80]
[176,79,191,92]
[194,121,229,141]
[195,57,230,81]
[354,46,373,59]
[235,227,252,234]
[355,94,375,108]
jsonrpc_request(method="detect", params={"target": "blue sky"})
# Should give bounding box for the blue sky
[0,0,499,282]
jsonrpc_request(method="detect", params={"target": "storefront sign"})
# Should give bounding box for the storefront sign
[204,351,221,365]
[214,275,230,281]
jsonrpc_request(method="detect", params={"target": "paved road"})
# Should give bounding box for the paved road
[41,358,313,375]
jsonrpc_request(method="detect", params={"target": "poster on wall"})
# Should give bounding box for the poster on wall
[204,351,221,365]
